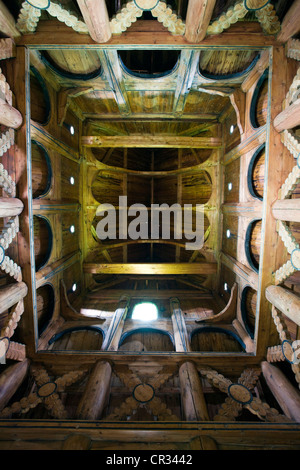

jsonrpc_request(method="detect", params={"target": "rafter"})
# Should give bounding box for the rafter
[185,0,217,43]
[277,0,300,43]
[76,0,111,43]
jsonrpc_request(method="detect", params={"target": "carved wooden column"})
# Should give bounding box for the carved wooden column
[76,296,130,420]
[76,360,112,420]
[0,359,29,410]
[101,295,130,351]
[179,361,210,421]
[266,285,300,326]
[261,361,300,422]
[170,298,209,421]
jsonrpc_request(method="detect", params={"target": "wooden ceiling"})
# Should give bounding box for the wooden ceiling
[12,0,285,292]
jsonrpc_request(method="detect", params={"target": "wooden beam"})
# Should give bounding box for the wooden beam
[221,253,258,290]
[0,282,28,314]
[1,420,300,448]
[229,89,246,136]
[76,360,112,420]
[261,362,300,422]
[277,0,300,43]
[272,198,300,223]
[101,296,129,351]
[13,46,37,355]
[82,135,223,149]
[179,361,209,421]
[0,0,21,39]
[35,252,81,288]
[62,434,91,450]
[18,20,277,48]
[273,99,300,132]
[83,262,217,275]
[0,38,15,60]
[76,0,111,43]
[255,46,293,356]
[173,50,200,116]
[98,50,131,116]
[170,297,191,352]
[0,359,29,411]
[85,113,219,122]
[185,0,217,43]
[31,121,79,162]
[0,198,23,217]
[222,201,263,219]
[0,98,22,129]
[88,289,213,300]
[265,285,300,326]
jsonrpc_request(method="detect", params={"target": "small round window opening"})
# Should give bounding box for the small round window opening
[132,302,158,322]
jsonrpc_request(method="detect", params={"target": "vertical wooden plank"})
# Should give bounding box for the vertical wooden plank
[175,149,182,262]
[255,47,294,355]
[14,46,38,353]
[123,148,128,263]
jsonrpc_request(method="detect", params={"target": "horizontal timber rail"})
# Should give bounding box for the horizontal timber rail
[87,289,214,299]
[82,135,223,149]
[83,262,218,275]
[18,20,278,49]
[30,351,260,374]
